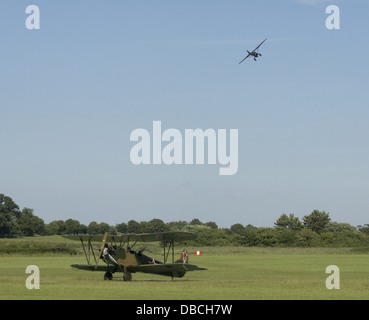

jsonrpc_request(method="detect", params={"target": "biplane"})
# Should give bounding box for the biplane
[239,38,267,63]
[62,231,207,281]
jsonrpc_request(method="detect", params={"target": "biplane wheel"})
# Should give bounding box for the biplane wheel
[123,272,132,282]
[104,272,113,280]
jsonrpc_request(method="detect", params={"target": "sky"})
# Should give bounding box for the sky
[1,0,369,228]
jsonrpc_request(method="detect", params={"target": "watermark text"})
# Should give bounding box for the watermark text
[130,121,238,175]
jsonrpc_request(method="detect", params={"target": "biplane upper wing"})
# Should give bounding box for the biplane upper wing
[62,234,136,242]
[133,231,197,242]
[62,231,197,243]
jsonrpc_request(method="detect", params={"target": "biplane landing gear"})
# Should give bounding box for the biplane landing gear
[104,272,113,280]
[123,272,132,282]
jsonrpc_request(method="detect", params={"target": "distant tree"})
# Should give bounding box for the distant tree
[274,213,303,230]
[17,208,45,236]
[230,223,245,236]
[116,222,128,233]
[45,220,66,235]
[87,221,110,234]
[255,227,278,247]
[302,210,331,233]
[275,228,296,247]
[189,218,203,226]
[0,194,20,237]
[323,222,356,233]
[139,221,149,233]
[167,220,188,230]
[87,221,99,234]
[108,225,117,235]
[146,218,169,232]
[191,226,235,246]
[65,219,82,234]
[79,224,88,234]
[204,221,218,229]
[357,224,369,235]
[295,228,317,247]
[243,224,258,246]
[127,220,141,233]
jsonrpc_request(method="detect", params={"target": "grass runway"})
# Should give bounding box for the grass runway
[1,238,369,300]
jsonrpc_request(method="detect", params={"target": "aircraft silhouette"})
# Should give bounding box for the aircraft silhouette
[239,38,267,64]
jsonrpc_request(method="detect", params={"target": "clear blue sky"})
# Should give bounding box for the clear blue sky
[1,0,368,228]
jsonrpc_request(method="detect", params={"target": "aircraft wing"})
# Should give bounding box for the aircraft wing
[133,231,197,242]
[70,264,124,272]
[253,38,267,51]
[62,231,197,243]
[238,54,250,64]
[63,234,136,242]
[126,263,207,274]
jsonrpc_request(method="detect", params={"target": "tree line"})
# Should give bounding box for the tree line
[1,193,369,247]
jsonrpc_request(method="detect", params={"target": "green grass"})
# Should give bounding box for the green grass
[1,236,369,300]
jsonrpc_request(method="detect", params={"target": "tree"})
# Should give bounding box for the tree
[357,224,369,235]
[295,228,317,247]
[116,222,128,233]
[275,228,296,247]
[230,223,245,236]
[302,210,331,233]
[167,220,188,230]
[204,221,218,229]
[17,208,45,236]
[45,220,66,235]
[323,222,356,233]
[127,220,141,233]
[255,227,278,247]
[87,221,110,234]
[243,224,258,246]
[146,218,169,233]
[0,194,20,237]
[65,219,82,234]
[274,213,303,230]
[189,218,203,226]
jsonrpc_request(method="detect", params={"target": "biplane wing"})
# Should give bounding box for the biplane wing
[71,264,123,272]
[62,231,197,243]
[125,263,207,277]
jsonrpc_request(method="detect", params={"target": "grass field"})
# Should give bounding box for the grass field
[1,236,369,300]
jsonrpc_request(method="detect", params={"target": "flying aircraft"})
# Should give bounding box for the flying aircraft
[239,38,267,64]
[62,231,207,281]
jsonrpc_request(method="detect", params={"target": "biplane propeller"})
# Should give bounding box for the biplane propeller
[62,231,207,281]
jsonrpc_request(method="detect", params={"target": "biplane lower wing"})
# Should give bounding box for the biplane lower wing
[71,264,123,272]
[126,263,207,275]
